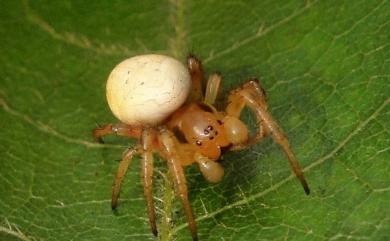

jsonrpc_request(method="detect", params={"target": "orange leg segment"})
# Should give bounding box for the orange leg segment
[93,123,142,143]
[187,54,204,102]
[225,80,266,150]
[111,147,140,209]
[204,72,222,105]
[227,80,310,195]
[159,129,198,241]
[141,129,158,236]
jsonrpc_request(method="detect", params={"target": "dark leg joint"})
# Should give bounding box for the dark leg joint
[111,202,117,210]
[244,78,267,99]
[192,233,199,241]
[151,227,158,237]
[92,124,113,143]
[301,177,310,195]
[187,54,202,72]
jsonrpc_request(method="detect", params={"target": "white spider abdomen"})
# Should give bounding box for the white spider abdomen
[106,54,191,126]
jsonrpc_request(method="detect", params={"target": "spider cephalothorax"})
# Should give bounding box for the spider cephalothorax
[167,102,232,159]
[93,54,310,241]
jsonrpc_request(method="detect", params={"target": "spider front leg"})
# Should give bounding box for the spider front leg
[92,123,142,143]
[227,80,310,195]
[159,129,198,241]
[226,79,268,147]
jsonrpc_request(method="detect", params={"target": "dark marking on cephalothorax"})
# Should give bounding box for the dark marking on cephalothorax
[172,127,188,143]
[220,144,233,154]
[196,102,213,113]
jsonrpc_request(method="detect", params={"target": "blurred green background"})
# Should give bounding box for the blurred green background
[0,0,389,240]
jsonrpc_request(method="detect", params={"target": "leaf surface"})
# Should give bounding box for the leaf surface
[0,1,389,241]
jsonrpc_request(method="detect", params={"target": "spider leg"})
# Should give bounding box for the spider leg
[226,79,268,147]
[204,72,222,105]
[228,80,310,195]
[141,129,157,236]
[111,147,140,209]
[92,123,142,143]
[159,129,198,241]
[187,54,204,102]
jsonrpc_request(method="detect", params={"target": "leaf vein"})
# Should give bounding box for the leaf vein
[0,219,35,241]
[21,0,139,56]
[203,0,319,64]
[0,98,123,149]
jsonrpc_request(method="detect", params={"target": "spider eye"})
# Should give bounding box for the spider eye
[196,140,202,146]
[207,125,213,131]
[217,120,223,125]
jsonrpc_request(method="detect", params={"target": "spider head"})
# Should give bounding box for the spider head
[188,113,230,159]
[170,103,230,160]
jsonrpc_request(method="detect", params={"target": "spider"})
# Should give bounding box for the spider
[93,54,310,241]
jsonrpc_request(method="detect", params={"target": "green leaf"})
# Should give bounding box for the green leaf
[1,0,389,241]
